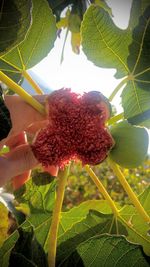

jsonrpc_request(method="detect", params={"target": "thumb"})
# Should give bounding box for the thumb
[0,144,38,187]
[6,132,35,190]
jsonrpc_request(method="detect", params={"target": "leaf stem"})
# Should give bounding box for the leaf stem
[84,165,119,217]
[60,28,69,64]
[107,112,124,125]
[133,67,150,78]
[0,71,45,115]
[108,158,150,223]
[22,70,44,95]
[109,77,128,102]
[48,167,69,267]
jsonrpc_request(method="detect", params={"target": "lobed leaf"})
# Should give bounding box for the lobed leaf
[57,209,126,264]
[121,4,150,127]
[0,175,56,266]
[119,186,150,256]
[81,4,129,78]
[0,0,32,56]
[14,173,56,213]
[121,81,150,128]
[0,231,19,267]
[9,228,48,267]
[62,235,150,267]
[59,199,113,237]
[127,5,150,90]
[127,109,150,128]
[0,0,57,81]
[81,1,149,79]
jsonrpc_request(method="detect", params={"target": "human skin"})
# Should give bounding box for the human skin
[0,95,57,188]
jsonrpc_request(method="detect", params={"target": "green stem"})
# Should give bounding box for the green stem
[84,166,140,237]
[109,77,128,102]
[0,71,45,115]
[107,112,124,125]
[85,165,119,217]
[48,167,69,267]
[108,158,150,223]
[60,28,69,64]
[22,70,44,95]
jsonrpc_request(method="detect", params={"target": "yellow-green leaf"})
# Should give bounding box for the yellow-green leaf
[0,203,8,247]
[71,32,81,54]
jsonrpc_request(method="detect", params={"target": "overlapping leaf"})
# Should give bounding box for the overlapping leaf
[57,209,126,264]
[62,235,150,267]
[0,175,56,266]
[127,6,150,90]
[9,228,48,267]
[119,186,150,256]
[14,171,56,213]
[0,0,32,56]
[122,81,150,128]
[57,187,150,264]
[0,0,57,82]
[127,109,150,128]
[81,0,149,78]
[81,4,129,78]
[1,186,149,266]
[59,199,112,237]
[14,173,56,253]
[122,4,150,127]
[0,231,19,267]
[81,1,150,127]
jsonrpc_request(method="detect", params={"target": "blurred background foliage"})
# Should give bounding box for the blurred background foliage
[3,156,149,212]
[20,158,150,212]
[62,157,150,210]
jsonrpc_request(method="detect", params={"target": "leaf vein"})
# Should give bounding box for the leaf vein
[92,7,129,73]
[132,18,150,74]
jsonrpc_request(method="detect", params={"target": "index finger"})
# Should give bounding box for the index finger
[3,95,47,140]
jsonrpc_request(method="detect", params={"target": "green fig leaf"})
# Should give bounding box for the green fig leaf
[81,1,149,79]
[122,81,150,128]
[0,0,32,56]
[127,109,150,129]
[63,235,150,267]
[81,4,129,78]
[9,228,48,267]
[121,4,150,127]
[57,210,126,264]
[0,231,19,267]
[127,5,150,90]
[119,186,150,256]
[0,0,57,81]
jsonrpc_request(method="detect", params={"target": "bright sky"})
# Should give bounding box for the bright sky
[31,0,132,112]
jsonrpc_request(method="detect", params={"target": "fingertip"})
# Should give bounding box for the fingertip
[43,165,59,177]
[12,171,31,190]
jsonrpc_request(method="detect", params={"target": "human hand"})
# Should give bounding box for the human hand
[0,95,58,189]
